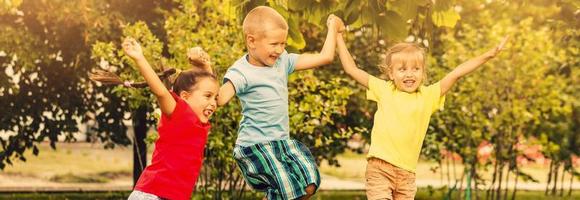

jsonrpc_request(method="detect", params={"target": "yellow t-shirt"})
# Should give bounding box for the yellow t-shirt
[366,75,445,173]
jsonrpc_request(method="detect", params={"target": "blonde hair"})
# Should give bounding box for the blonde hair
[242,6,288,37]
[380,42,427,82]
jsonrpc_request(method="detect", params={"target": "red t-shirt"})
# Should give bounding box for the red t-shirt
[134,92,211,200]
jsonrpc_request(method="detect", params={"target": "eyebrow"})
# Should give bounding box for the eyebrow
[203,90,217,95]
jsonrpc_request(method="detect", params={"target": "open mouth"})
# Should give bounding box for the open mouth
[203,109,214,118]
[403,80,416,87]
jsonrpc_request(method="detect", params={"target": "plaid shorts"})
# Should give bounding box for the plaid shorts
[234,139,321,200]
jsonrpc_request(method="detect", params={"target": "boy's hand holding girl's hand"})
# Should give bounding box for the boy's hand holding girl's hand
[122,37,145,61]
[485,35,509,58]
[327,14,346,34]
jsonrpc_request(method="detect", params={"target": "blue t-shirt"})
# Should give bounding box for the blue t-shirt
[224,51,299,147]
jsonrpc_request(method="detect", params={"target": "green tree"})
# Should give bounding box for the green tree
[90,0,462,197]
[421,1,579,199]
[0,0,171,176]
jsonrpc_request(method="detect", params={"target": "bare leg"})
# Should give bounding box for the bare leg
[298,184,317,200]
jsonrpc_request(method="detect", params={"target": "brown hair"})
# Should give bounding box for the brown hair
[90,47,215,91]
[171,70,216,94]
[89,68,176,88]
[172,46,216,93]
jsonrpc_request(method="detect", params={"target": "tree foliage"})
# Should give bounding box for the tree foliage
[420,0,579,198]
[1,1,577,199]
[0,0,172,169]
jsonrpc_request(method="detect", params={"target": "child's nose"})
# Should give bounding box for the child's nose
[275,45,284,54]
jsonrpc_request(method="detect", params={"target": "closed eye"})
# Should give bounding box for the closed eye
[203,91,216,98]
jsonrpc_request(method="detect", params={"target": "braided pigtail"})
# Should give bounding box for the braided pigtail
[89,68,176,88]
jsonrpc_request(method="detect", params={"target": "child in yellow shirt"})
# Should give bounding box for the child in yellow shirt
[336,33,508,200]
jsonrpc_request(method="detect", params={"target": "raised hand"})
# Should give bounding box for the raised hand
[187,46,212,73]
[486,36,509,58]
[327,14,345,33]
[439,35,511,96]
[334,16,346,33]
[122,37,145,60]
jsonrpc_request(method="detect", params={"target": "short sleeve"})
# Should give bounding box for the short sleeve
[424,82,446,113]
[366,75,389,102]
[284,51,299,75]
[223,67,247,94]
[163,92,188,120]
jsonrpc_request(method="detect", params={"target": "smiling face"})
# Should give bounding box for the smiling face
[384,44,427,93]
[388,58,425,93]
[246,26,288,67]
[242,6,289,67]
[179,77,219,123]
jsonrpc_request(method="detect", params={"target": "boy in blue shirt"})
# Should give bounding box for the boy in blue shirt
[218,6,344,200]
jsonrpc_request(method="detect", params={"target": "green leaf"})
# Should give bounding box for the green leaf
[378,11,407,40]
[0,0,22,15]
[270,3,289,18]
[287,0,309,10]
[303,7,320,26]
[431,8,460,28]
[392,0,425,20]
[433,0,455,11]
[287,17,306,49]
[344,0,361,25]
[345,10,360,25]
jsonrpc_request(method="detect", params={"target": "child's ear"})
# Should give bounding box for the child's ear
[246,34,256,49]
[179,90,189,99]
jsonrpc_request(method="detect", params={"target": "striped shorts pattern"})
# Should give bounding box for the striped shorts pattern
[234,139,321,200]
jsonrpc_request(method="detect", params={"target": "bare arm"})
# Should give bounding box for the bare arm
[294,14,343,71]
[217,81,235,106]
[440,36,509,96]
[123,38,176,115]
[336,34,370,88]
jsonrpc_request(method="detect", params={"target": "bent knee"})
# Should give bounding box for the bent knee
[305,184,316,195]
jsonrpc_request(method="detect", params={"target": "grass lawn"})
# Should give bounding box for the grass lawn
[1,142,578,199]
[2,143,564,185]
[318,149,578,190]
[1,142,133,185]
[1,190,578,200]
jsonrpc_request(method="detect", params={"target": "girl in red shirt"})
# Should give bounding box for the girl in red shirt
[119,37,218,200]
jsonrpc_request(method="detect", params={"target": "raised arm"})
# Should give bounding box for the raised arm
[123,37,176,115]
[440,36,509,96]
[336,34,370,88]
[294,14,344,71]
[217,81,235,106]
